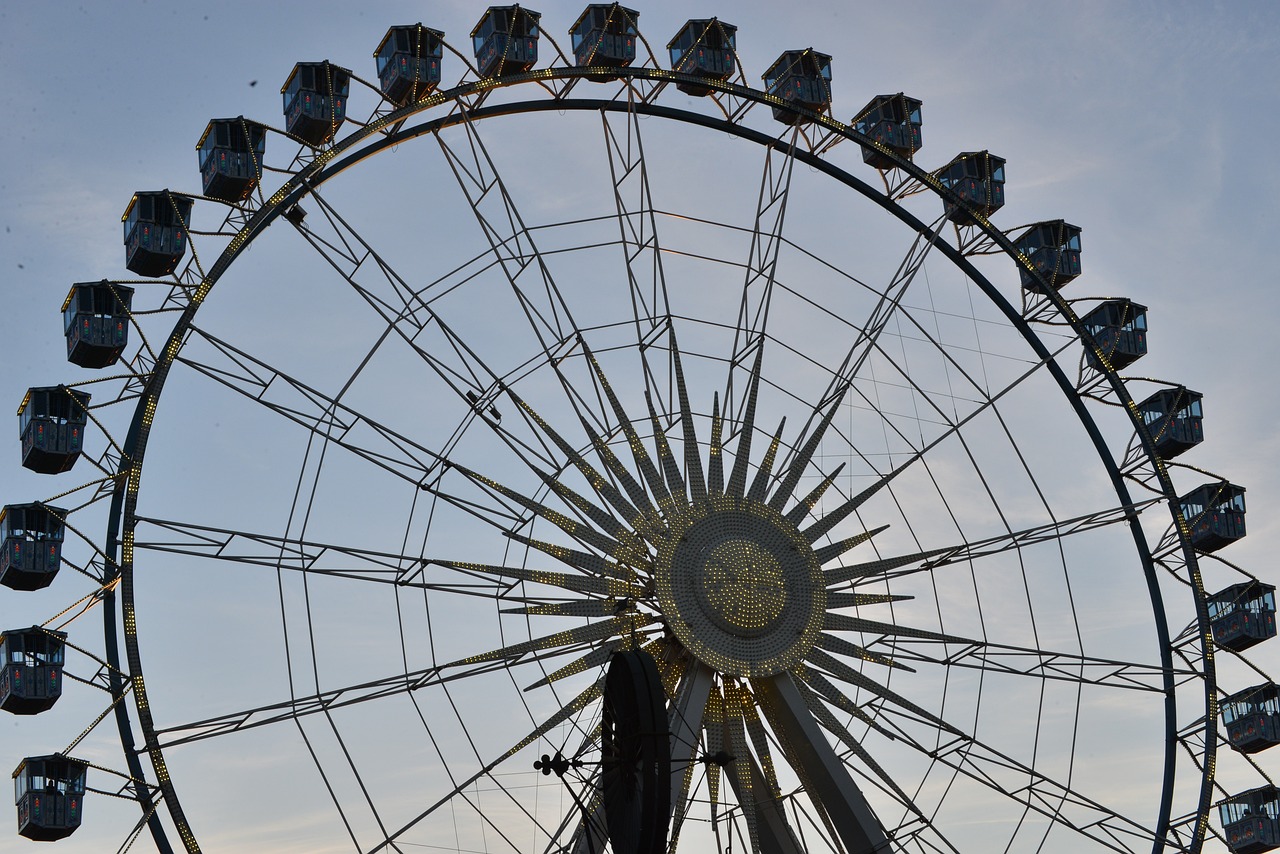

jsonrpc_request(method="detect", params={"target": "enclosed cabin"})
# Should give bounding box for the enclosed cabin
[667,18,736,96]
[938,151,1006,225]
[282,61,352,146]
[763,49,832,126]
[1082,299,1147,370]
[1223,683,1280,755]
[1015,220,1082,292]
[0,628,66,715]
[1180,481,1246,554]
[570,4,638,70]
[1219,786,1280,854]
[1136,386,1202,459]
[122,191,193,278]
[1209,581,1277,653]
[18,386,90,475]
[853,93,923,168]
[0,504,67,592]
[13,755,86,841]
[63,281,134,369]
[375,25,444,107]
[473,6,541,78]
[197,118,266,203]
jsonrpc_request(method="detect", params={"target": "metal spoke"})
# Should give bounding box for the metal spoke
[434,117,575,350]
[840,694,1164,851]
[150,639,625,754]
[724,131,799,429]
[369,678,608,852]
[719,682,804,854]
[129,515,656,612]
[878,637,1181,693]
[430,109,646,470]
[176,327,622,546]
[288,186,576,474]
[667,662,714,847]
[762,323,1080,535]
[598,94,677,414]
[823,498,1162,586]
[753,672,890,854]
[131,516,431,585]
[727,348,766,499]
[179,326,445,483]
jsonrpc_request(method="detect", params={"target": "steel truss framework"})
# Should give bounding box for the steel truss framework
[7,20,1273,854]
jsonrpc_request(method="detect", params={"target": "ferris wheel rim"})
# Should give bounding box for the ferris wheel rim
[90,66,1212,853]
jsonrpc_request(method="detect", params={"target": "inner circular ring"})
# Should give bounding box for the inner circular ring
[694,537,788,637]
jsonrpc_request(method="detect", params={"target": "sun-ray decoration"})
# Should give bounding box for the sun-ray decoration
[424,326,974,850]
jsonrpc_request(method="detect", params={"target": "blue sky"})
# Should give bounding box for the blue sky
[1,2,1279,852]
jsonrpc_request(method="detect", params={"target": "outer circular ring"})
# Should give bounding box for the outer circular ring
[98,66,1212,852]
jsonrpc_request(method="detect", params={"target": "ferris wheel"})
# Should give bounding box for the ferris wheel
[4,5,1278,853]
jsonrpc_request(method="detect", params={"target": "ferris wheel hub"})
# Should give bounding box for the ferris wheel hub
[656,496,826,678]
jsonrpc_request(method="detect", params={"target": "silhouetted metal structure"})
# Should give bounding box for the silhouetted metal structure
[2,8,1267,851]
[602,649,670,854]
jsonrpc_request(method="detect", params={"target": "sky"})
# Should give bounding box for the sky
[1,1,1279,852]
